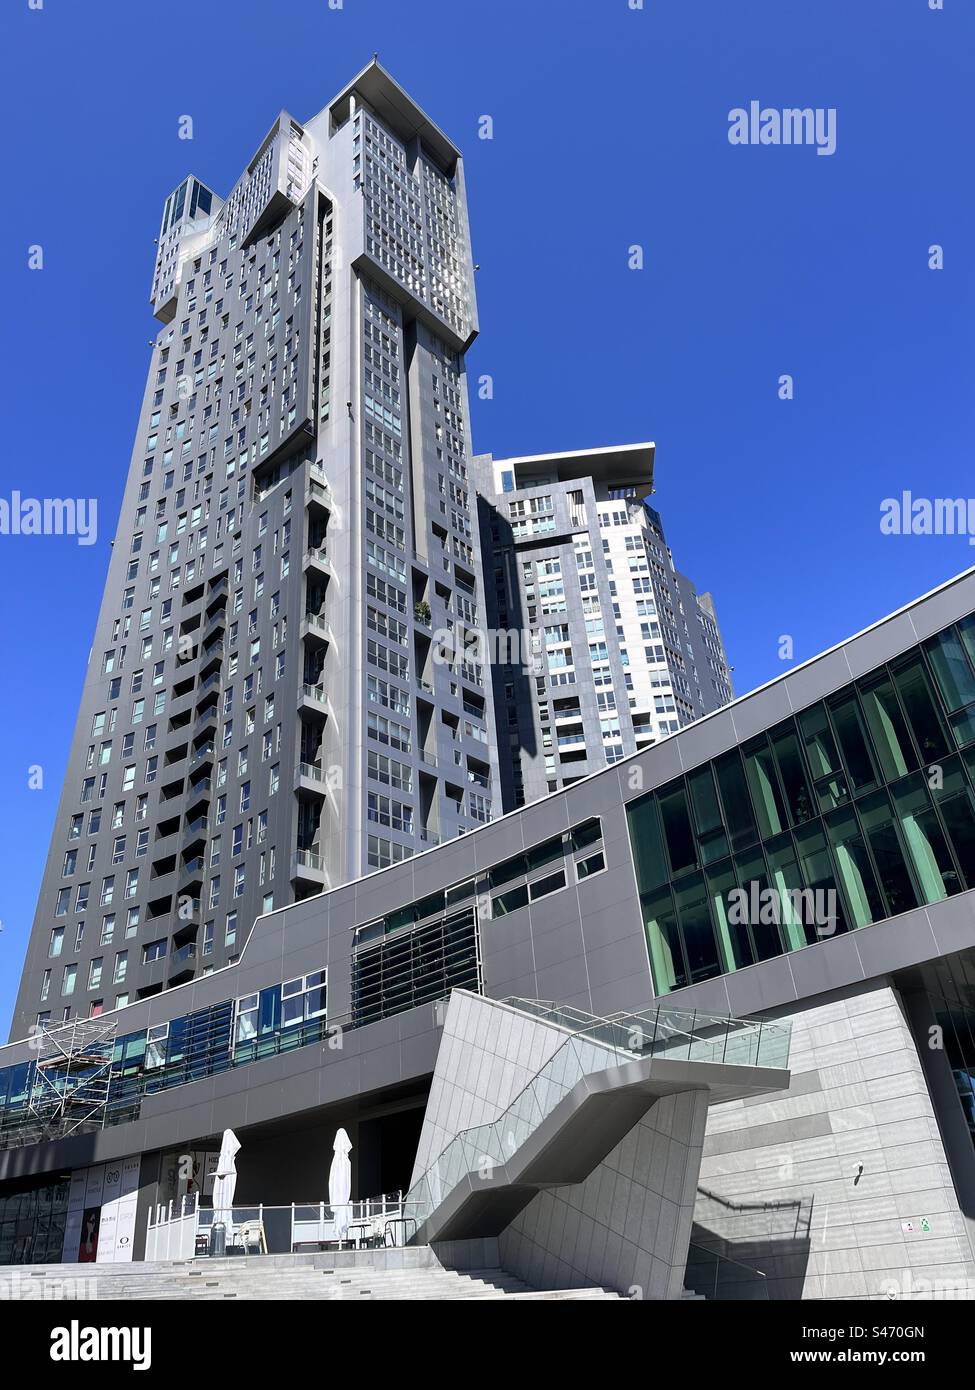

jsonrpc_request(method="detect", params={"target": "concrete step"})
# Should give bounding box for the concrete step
[4,1253,624,1300]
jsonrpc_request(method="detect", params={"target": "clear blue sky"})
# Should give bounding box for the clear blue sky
[0,0,972,1038]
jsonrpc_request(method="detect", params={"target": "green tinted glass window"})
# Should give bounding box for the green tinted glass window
[824,806,885,928]
[766,834,817,950]
[798,704,850,811]
[795,822,845,934]
[742,737,788,839]
[705,860,755,972]
[641,887,687,993]
[687,766,729,864]
[770,722,816,825]
[733,847,782,961]
[859,674,918,782]
[627,795,669,893]
[892,655,951,764]
[936,791,975,890]
[828,695,879,794]
[857,790,920,919]
[658,782,698,876]
[674,874,722,985]
[714,749,760,851]
[924,629,975,713]
[949,705,975,749]
[957,616,975,674]
[889,774,960,903]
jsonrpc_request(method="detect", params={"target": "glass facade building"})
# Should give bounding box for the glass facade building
[627,617,975,994]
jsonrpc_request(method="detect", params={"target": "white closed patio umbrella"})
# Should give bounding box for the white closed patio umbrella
[211,1129,241,1235]
[329,1127,353,1244]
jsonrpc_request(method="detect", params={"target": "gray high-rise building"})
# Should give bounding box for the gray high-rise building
[11,62,502,1038]
[473,444,733,807]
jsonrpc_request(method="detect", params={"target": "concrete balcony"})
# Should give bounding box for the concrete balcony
[291,849,328,889]
[295,761,329,797]
[303,547,331,581]
[305,477,332,517]
[178,856,206,892]
[300,611,332,646]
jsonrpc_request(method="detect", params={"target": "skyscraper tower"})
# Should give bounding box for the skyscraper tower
[11,62,500,1038]
[474,444,733,808]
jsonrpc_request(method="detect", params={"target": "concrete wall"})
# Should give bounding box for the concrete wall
[695,979,975,1300]
[409,993,568,1187]
[499,1090,708,1299]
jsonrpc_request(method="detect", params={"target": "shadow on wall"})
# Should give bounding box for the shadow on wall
[685,1186,814,1301]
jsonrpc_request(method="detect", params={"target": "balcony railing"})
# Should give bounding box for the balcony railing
[302,611,330,634]
[293,848,325,873]
[306,479,331,507]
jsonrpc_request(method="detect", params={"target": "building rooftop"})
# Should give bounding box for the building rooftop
[319,58,461,175]
[489,441,656,492]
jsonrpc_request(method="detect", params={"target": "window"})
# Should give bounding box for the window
[576,850,605,880]
[281,970,327,1026]
[145,1022,169,1070]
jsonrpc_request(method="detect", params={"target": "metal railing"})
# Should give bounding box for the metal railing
[146,1191,407,1259]
[685,1240,769,1301]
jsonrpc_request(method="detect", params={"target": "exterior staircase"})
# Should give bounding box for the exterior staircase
[406,997,791,1246]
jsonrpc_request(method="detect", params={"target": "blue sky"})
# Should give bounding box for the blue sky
[0,0,972,1037]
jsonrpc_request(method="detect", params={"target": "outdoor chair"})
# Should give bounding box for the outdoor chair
[236,1220,267,1255]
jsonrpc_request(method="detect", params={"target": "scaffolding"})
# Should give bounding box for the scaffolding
[26,1017,118,1143]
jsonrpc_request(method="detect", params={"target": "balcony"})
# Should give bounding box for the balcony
[303,547,331,580]
[194,704,218,731]
[179,856,206,891]
[189,743,215,769]
[305,478,331,516]
[298,683,328,715]
[291,848,328,888]
[300,611,331,645]
[203,610,226,643]
[296,762,328,797]
[167,942,197,987]
[557,729,586,749]
[185,779,212,815]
